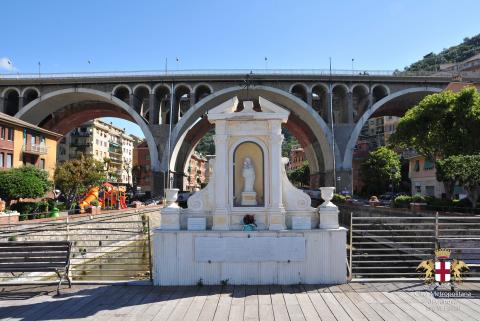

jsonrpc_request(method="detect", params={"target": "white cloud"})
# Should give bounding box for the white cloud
[0,57,15,71]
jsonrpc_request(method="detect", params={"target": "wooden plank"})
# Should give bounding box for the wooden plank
[244,286,259,321]
[150,286,190,321]
[282,285,305,321]
[166,286,199,321]
[292,285,321,321]
[229,285,245,321]
[257,285,274,321]
[302,285,336,321]
[357,292,401,321]
[134,286,178,321]
[320,292,353,321]
[197,285,221,321]
[269,285,290,321]
[343,291,383,321]
[332,291,368,321]
[368,292,413,321]
[393,292,445,321]
[213,285,233,321]
[381,291,436,321]
[182,286,209,321]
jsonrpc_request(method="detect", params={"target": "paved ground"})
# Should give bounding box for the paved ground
[1,282,480,321]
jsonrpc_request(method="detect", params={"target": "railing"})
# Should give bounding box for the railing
[0,208,158,282]
[349,212,480,280]
[22,144,48,155]
[0,69,471,80]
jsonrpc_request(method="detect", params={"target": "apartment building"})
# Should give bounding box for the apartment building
[57,119,140,184]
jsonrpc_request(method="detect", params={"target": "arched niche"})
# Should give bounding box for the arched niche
[232,141,265,207]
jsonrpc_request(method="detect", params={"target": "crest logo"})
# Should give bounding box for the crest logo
[417,248,469,284]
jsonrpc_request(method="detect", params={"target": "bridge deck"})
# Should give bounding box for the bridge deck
[1,282,479,320]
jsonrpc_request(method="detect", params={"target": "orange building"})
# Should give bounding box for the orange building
[0,112,61,178]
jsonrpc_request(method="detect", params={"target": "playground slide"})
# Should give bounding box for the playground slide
[119,196,127,209]
[79,187,100,210]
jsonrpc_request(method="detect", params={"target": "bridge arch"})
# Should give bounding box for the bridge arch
[16,88,160,171]
[165,85,341,189]
[342,86,443,170]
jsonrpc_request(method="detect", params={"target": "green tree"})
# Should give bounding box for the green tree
[360,147,401,196]
[287,162,310,187]
[195,129,215,156]
[390,87,480,160]
[436,155,480,208]
[0,166,51,206]
[54,156,107,209]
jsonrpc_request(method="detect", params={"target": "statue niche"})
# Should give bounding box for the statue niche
[233,142,264,207]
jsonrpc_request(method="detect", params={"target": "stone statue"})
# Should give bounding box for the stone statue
[242,157,255,193]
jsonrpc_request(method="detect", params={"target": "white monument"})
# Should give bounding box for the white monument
[154,96,347,285]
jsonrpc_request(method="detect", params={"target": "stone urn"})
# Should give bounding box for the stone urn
[161,188,181,230]
[318,187,339,229]
[165,188,180,208]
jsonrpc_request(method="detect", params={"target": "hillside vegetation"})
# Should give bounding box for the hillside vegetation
[405,34,480,71]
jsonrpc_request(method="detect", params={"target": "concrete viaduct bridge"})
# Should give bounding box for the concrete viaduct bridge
[0,70,464,195]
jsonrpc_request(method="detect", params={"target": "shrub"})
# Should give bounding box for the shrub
[411,194,426,203]
[393,195,412,208]
[332,194,346,203]
[90,199,99,207]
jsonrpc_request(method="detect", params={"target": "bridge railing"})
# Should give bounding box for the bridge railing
[0,69,461,80]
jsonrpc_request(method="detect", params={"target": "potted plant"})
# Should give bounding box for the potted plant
[242,214,257,231]
[88,200,101,214]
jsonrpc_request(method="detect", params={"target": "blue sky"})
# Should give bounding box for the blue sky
[1,0,479,137]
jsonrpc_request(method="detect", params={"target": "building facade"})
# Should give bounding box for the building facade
[57,119,139,184]
[406,153,445,198]
[132,140,152,196]
[288,144,306,170]
[185,152,207,191]
[0,112,61,178]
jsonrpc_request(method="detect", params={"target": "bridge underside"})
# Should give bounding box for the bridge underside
[39,102,134,135]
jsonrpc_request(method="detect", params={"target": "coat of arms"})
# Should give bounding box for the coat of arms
[417,248,469,284]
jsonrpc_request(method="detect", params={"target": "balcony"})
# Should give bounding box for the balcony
[71,131,91,137]
[23,144,48,155]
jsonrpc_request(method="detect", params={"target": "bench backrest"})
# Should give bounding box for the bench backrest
[0,241,71,271]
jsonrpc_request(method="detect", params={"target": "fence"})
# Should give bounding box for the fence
[349,212,480,280]
[0,208,159,283]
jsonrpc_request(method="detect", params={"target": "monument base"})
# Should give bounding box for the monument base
[153,228,347,285]
[240,192,257,206]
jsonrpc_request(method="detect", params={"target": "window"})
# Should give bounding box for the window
[6,154,12,168]
[6,127,13,141]
[414,160,420,172]
[425,186,435,197]
[0,153,3,167]
[415,184,421,193]
[30,134,35,145]
[0,127,4,140]
[424,159,435,170]
[40,135,45,145]
[40,158,45,169]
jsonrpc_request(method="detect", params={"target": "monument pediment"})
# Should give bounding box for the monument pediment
[207,96,289,122]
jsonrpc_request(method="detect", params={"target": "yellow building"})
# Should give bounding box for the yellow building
[0,112,62,178]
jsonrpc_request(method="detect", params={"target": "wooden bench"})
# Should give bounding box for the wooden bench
[0,241,72,295]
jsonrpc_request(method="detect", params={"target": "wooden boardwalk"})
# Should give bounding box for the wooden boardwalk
[1,282,480,321]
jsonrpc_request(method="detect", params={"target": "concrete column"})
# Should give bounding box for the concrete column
[212,121,229,230]
[129,94,135,110]
[189,92,195,108]
[0,97,4,113]
[268,121,286,231]
[368,93,373,109]
[171,95,179,124]
[347,92,353,123]
[307,90,313,106]
[19,96,24,109]
[327,91,333,123]
[149,94,157,124]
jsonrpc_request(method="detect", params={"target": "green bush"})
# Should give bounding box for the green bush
[11,201,50,220]
[393,195,412,208]
[332,194,346,203]
[411,195,426,203]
